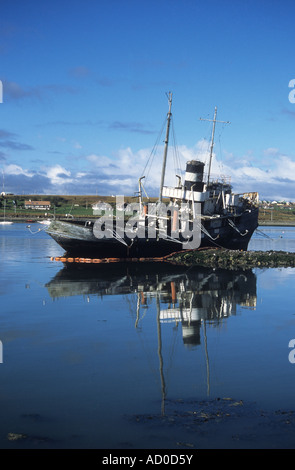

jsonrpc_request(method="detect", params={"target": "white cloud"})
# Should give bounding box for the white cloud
[86,154,114,167]
[3,163,74,193]
[73,141,82,149]
[4,164,34,177]
[100,178,134,187]
[209,150,295,200]
[44,164,73,185]
[3,140,295,200]
[84,141,212,196]
[275,155,295,179]
[263,147,280,156]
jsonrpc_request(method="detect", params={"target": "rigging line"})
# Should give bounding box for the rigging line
[171,117,182,182]
[227,219,248,236]
[255,228,271,239]
[134,313,160,383]
[196,120,209,158]
[192,221,220,241]
[140,116,166,181]
[216,120,229,173]
[199,119,212,157]
[164,320,181,387]
[199,113,217,176]
[163,234,184,244]
[217,133,224,175]
[171,118,177,171]
[104,227,129,246]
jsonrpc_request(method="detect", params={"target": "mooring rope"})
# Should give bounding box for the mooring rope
[26,225,48,235]
[228,219,248,236]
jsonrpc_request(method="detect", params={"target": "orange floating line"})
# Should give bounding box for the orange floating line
[51,255,177,264]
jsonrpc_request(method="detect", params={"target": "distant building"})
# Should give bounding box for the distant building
[25,200,51,210]
[92,201,113,216]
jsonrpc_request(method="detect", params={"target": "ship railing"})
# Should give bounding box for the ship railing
[206,174,232,185]
[239,192,259,207]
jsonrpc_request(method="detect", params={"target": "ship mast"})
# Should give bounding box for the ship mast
[159,92,173,202]
[208,107,217,185]
[200,107,230,185]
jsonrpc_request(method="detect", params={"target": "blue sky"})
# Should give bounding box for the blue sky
[0,0,295,200]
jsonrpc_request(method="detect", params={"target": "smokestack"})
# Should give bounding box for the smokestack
[184,160,205,192]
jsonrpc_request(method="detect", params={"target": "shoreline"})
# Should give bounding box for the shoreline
[2,217,295,227]
[168,248,295,269]
[258,221,295,227]
[3,218,295,270]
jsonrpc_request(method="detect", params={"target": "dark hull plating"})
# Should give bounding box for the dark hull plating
[47,208,259,258]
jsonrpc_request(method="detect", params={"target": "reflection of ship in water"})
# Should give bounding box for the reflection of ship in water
[46,263,257,348]
[46,263,257,414]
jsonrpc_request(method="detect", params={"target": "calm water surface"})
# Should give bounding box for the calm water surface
[1,224,295,449]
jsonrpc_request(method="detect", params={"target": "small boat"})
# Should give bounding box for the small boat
[0,171,13,225]
[38,219,52,226]
[45,93,259,258]
[0,197,13,225]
